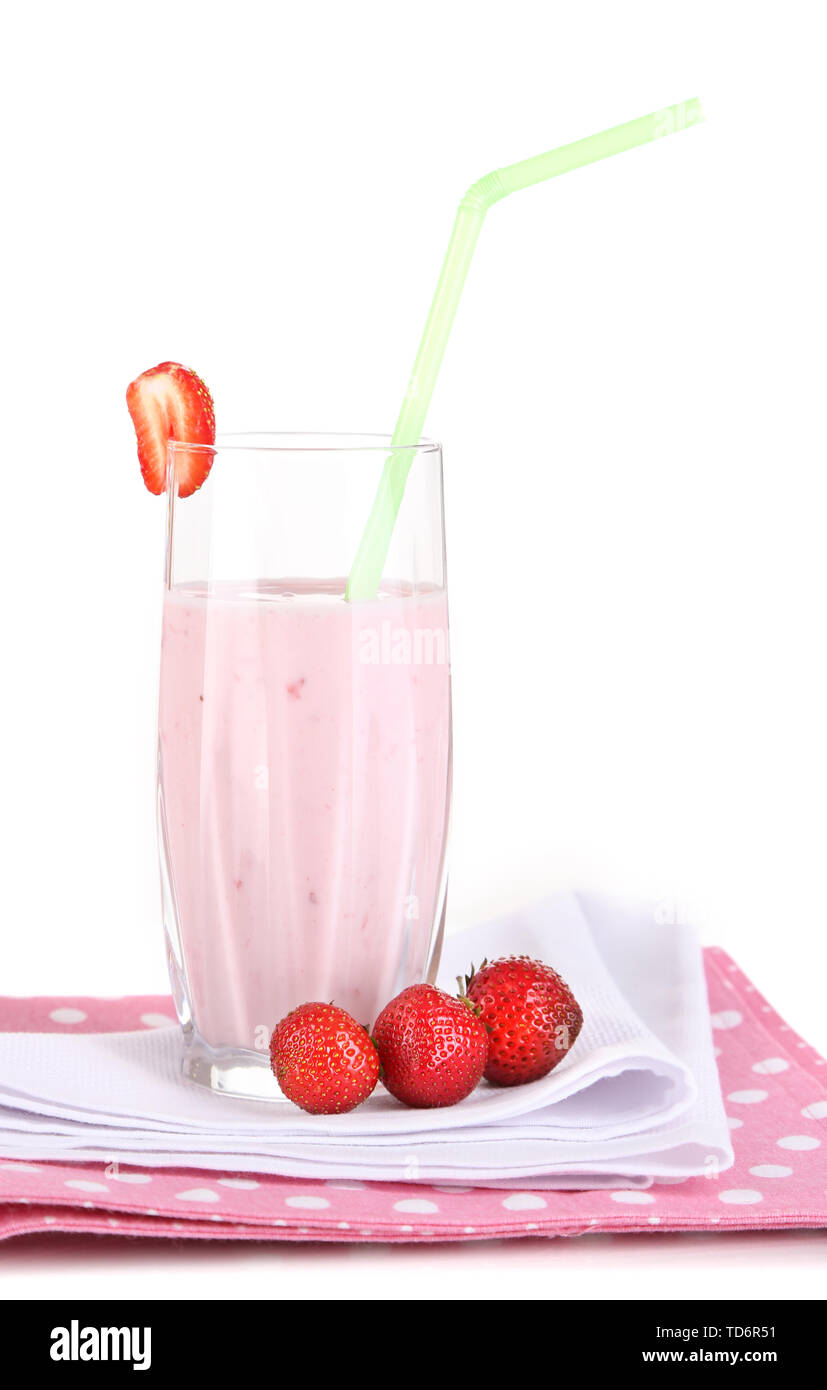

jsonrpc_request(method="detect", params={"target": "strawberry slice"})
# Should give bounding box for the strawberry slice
[126,362,216,496]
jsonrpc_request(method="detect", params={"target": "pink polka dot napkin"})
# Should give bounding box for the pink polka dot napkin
[0,948,824,1243]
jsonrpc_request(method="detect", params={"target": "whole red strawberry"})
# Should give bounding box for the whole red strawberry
[372,983,488,1108]
[464,956,583,1086]
[269,1002,380,1114]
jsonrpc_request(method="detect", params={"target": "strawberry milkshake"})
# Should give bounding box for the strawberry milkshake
[158,577,452,1070]
[126,364,451,1097]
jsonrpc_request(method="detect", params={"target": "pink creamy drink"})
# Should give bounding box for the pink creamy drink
[158,579,451,1052]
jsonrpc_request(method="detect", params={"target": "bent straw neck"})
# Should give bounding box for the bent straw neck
[460,170,508,213]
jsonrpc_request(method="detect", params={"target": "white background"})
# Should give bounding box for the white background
[1,0,825,1299]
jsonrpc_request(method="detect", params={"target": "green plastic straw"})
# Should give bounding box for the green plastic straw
[346,98,704,601]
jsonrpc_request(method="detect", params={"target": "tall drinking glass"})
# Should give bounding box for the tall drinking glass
[157,434,452,1098]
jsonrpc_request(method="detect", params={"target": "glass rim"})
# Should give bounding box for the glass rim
[168,431,442,456]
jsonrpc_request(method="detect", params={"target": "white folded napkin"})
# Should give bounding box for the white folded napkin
[0,894,732,1187]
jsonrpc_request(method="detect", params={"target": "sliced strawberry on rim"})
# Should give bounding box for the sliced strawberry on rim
[126,361,216,496]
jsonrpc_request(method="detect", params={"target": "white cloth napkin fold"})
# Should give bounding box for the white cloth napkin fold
[0,894,732,1187]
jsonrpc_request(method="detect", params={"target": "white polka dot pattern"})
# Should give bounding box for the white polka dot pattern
[802,1100,827,1120]
[711,1010,742,1030]
[501,1193,547,1211]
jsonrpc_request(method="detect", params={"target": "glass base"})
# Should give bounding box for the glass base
[182,1032,288,1102]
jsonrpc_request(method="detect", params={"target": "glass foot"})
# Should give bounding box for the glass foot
[181,1032,288,1102]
